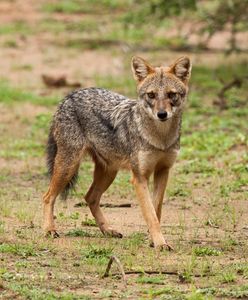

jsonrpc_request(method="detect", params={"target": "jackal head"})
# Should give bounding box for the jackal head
[131,56,192,122]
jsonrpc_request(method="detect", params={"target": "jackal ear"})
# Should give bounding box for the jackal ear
[131,56,154,82]
[170,56,192,84]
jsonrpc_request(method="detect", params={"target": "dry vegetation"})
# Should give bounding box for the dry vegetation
[0,1,247,299]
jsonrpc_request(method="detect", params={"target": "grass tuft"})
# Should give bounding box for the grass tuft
[193,247,222,257]
[0,243,36,257]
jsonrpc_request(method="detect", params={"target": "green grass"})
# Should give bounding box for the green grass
[3,39,18,48]
[193,247,222,257]
[220,271,237,284]
[234,263,248,279]
[0,21,31,35]
[0,221,5,234]
[81,244,113,266]
[123,232,146,248]
[136,274,165,284]
[65,229,93,237]
[32,113,52,135]
[199,285,248,298]
[141,286,182,298]
[39,18,99,34]
[81,217,97,227]
[42,0,88,14]
[94,74,135,97]
[0,139,45,159]
[7,283,91,300]
[0,80,59,106]
[42,0,128,14]
[0,243,36,257]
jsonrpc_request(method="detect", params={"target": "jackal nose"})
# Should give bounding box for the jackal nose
[157,111,168,120]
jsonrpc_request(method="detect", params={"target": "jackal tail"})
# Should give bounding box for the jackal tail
[46,130,78,200]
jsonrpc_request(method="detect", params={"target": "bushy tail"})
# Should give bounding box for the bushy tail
[60,171,79,201]
[46,129,78,200]
[47,130,57,179]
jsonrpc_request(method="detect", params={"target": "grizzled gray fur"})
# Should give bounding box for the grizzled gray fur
[43,56,192,249]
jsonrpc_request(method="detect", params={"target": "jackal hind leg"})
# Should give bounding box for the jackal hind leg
[43,152,81,237]
[85,163,122,238]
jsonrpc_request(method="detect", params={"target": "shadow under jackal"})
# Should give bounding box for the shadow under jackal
[43,56,192,250]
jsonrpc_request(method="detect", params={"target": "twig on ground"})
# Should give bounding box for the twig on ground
[103,256,127,286]
[110,270,212,278]
[125,270,178,275]
[100,203,131,208]
[74,202,131,208]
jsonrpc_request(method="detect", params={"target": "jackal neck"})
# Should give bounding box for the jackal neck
[135,104,182,151]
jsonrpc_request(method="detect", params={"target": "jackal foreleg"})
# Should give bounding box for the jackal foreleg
[153,167,170,222]
[132,173,171,249]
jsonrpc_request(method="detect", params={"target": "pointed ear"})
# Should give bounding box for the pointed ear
[170,56,192,83]
[131,56,154,82]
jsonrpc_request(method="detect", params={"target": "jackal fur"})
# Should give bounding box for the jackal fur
[43,56,192,249]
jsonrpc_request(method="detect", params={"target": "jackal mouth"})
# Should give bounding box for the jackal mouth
[158,118,168,122]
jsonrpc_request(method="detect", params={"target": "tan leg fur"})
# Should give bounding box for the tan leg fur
[153,167,170,222]
[43,153,80,237]
[132,173,172,250]
[85,162,122,238]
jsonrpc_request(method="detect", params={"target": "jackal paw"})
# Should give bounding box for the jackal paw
[150,241,173,251]
[102,229,123,238]
[157,243,174,251]
[45,230,60,239]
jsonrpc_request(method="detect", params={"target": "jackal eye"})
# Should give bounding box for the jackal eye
[168,91,177,99]
[147,92,155,99]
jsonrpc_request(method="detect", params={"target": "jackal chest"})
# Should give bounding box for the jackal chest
[136,149,179,176]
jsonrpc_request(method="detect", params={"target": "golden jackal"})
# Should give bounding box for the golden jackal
[43,56,192,250]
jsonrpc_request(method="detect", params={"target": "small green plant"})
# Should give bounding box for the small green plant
[81,216,97,227]
[0,243,36,257]
[168,185,191,198]
[15,261,29,269]
[1,271,14,281]
[99,289,113,298]
[220,271,237,283]
[179,254,197,283]
[217,285,248,298]
[42,1,86,14]
[32,113,51,134]
[15,209,33,224]
[193,247,222,257]
[3,40,18,48]
[8,283,91,300]
[57,212,66,220]
[142,286,183,298]
[0,221,4,234]
[186,289,213,300]
[179,270,193,284]
[0,199,12,217]
[0,21,31,35]
[124,232,146,248]
[81,244,113,265]
[65,229,92,237]
[69,212,80,220]
[234,263,248,279]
